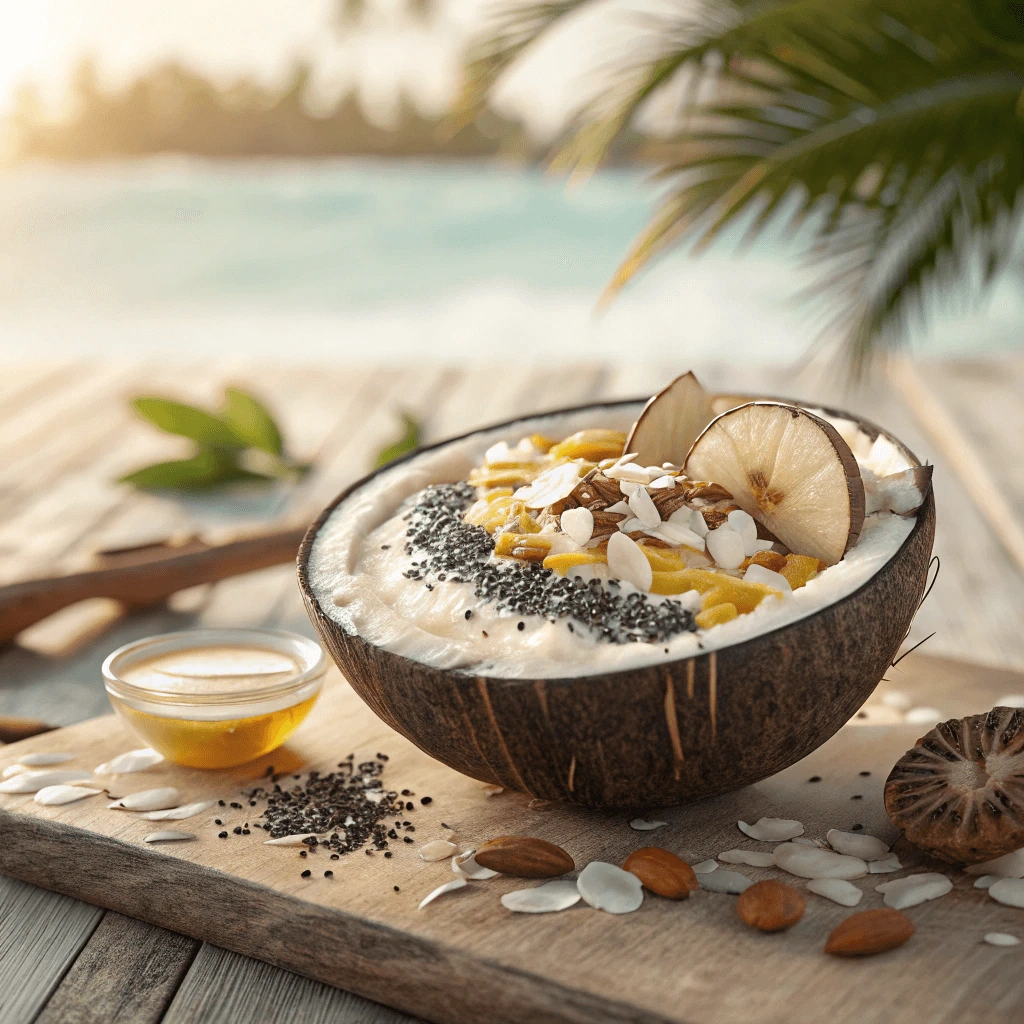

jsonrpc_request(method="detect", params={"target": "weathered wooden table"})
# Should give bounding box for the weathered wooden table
[3,356,1024,1024]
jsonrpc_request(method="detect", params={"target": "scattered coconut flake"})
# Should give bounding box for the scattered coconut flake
[419,840,458,862]
[654,521,706,550]
[739,817,804,842]
[606,500,631,516]
[706,525,745,570]
[629,818,667,832]
[627,487,661,529]
[11,752,75,768]
[143,800,217,821]
[34,785,102,806]
[143,830,196,843]
[264,833,321,846]
[607,532,653,592]
[867,854,902,874]
[751,539,774,553]
[984,932,1021,947]
[881,690,913,710]
[501,879,581,914]
[452,852,498,880]
[904,706,943,726]
[807,878,863,907]
[773,843,867,880]
[605,463,651,485]
[876,873,952,909]
[699,869,752,894]
[989,878,1024,909]
[0,769,94,793]
[727,509,758,556]
[826,829,890,861]
[966,849,1024,878]
[559,507,594,546]
[108,787,181,811]
[691,859,717,874]
[517,463,584,509]
[687,508,709,538]
[418,877,468,909]
[975,875,999,890]
[577,861,644,914]
[648,475,676,490]
[94,749,164,775]
[482,784,504,797]
[717,849,776,868]
[996,695,1024,709]
[743,563,791,593]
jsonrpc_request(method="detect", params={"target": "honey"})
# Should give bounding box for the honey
[102,629,326,770]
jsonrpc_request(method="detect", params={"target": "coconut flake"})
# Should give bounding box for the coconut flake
[867,854,902,874]
[605,463,652,485]
[629,818,667,832]
[975,875,999,890]
[517,463,583,509]
[34,785,102,806]
[688,509,710,538]
[826,829,890,861]
[108,787,181,811]
[966,849,1024,878]
[607,532,653,592]
[807,878,863,907]
[649,476,676,490]
[699,869,752,894]
[452,851,499,880]
[743,564,791,593]
[904,706,943,726]
[989,878,1024,909]
[727,509,758,556]
[876,872,952,909]
[10,752,75,768]
[627,487,661,529]
[559,507,594,546]
[264,833,321,846]
[717,849,775,868]
[984,932,1021,946]
[501,879,581,914]
[706,525,745,570]
[143,830,196,843]
[606,500,631,515]
[418,840,458,862]
[773,843,867,880]
[691,859,717,874]
[418,877,468,909]
[654,522,705,550]
[94,749,164,775]
[144,800,217,821]
[577,861,644,914]
[738,817,804,842]
[0,769,94,793]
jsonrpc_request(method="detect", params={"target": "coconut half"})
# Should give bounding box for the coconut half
[685,403,865,566]
[624,372,715,468]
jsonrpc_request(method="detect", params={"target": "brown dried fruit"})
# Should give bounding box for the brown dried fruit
[623,847,698,899]
[590,510,628,540]
[649,488,691,518]
[474,837,574,878]
[684,482,734,502]
[825,908,914,956]
[735,880,805,932]
[745,550,787,573]
[884,707,1024,863]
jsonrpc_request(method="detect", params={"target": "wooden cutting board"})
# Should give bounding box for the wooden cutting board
[2,652,1023,1024]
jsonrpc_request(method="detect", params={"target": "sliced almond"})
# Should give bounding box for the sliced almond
[473,836,574,878]
[685,403,865,566]
[34,785,102,806]
[108,787,181,811]
[623,847,698,899]
[418,840,458,862]
[624,372,715,468]
[94,749,164,775]
[0,769,94,793]
[736,879,805,932]
[606,532,652,592]
[825,908,914,956]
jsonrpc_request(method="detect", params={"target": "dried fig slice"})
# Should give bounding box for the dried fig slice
[624,372,715,468]
[884,708,1024,864]
[685,403,865,566]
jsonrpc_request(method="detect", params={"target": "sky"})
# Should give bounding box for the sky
[0,0,618,138]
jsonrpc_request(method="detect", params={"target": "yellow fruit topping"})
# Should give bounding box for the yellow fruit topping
[542,551,608,575]
[529,433,557,453]
[700,575,781,614]
[494,532,554,560]
[740,550,787,573]
[467,467,538,489]
[548,429,627,463]
[638,543,711,572]
[696,603,738,629]
[781,553,826,590]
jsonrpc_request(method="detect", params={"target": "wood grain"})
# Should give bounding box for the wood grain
[2,654,1023,1024]
[33,914,199,1024]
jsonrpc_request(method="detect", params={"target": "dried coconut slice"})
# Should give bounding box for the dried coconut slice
[826,829,890,861]
[807,878,863,907]
[452,851,499,880]
[717,849,775,868]
[0,769,93,793]
[418,877,468,909]
[685,403,865,566]
[624,372,715,468]
[501,879,581,914]
[95,749,164,775]
[577,861,644,914]
[629,818,667,832]
[419,840,458,862]
[989,877,1024,908]
[143,830,196,843]
[738,817,804,842]
[876,872,952,910]
[108,787,181,811]
[985,932,1021,946]
[606,532,652,592]
[698,869,752,894]
[773,843,867,880]
[34,785,102,806]
[516,463,584,510]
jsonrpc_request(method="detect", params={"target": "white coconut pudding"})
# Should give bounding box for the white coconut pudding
[309,373,931,679]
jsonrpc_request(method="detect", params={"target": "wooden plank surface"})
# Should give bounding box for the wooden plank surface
[2,654,1024,1024]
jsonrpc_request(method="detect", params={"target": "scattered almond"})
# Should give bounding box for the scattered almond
[473,836,574,878]
[736,879,805,932]
[623,847,698,900]
[824,908,914,957]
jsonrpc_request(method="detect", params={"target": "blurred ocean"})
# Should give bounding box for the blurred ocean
[0,158,1020,364]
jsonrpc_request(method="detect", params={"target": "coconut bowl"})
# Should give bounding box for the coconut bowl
[297,398,935,809]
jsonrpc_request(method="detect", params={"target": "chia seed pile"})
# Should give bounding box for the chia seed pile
[400,483,697,645]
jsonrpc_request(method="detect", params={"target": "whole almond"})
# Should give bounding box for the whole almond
[825,908,914,956]
[623,847,698,899]
[736,879,806,932]
[473,837,574,878]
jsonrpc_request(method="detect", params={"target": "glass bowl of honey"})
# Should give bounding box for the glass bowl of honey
[102,628,327,769]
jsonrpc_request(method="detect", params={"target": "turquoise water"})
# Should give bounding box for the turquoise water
[0,159,1019,362]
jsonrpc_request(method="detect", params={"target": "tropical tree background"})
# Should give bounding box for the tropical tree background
[458,0,1024,369]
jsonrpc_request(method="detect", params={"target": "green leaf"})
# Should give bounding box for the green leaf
[219,388,284,455]
[118,452,270,491]
[132,397,242,450]
[374,413,422,468]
